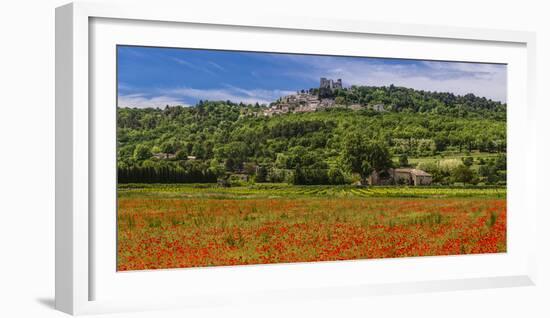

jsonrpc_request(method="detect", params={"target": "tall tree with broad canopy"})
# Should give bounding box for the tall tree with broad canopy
[342,132,393,185]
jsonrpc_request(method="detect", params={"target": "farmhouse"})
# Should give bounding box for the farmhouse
[394,168,433,186]
[369,168,432,186]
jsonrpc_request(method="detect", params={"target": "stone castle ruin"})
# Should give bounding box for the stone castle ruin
[319,78,342,98]
[263,77,385,116]
[319,77,343,90]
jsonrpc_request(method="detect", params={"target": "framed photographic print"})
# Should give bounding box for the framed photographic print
[56,1,537,315]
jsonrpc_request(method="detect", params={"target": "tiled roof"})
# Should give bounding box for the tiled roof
[394,168,432,177]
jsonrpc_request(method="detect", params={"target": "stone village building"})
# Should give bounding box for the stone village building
[263,78,342,116]
[262,77,390,117]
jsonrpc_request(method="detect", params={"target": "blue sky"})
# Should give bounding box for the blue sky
[117,46,507,108]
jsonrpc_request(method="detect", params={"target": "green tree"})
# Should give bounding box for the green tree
[335,96,346,105]
[243,162,257,175]
[175,149,188,160]
[207,159,226,177]
[495,154,506,170]
[452,164,475,184]
[462,156,474,167]
[133,144,152,161]
[275,153,289,169]
[255,165,268,183]
[399,154,409,167]
[191,143,206,159]
[328,166,346,184]
[151,145,161,154]
[160,141,176,155]
[293,164,306,185]
[139,113,158,129]
[223,141,249,170]
[342,133,392,184]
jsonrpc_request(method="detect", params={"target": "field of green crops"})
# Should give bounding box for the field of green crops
[118,183,506,200]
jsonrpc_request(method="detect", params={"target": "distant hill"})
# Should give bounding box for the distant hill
[339,84,504,111]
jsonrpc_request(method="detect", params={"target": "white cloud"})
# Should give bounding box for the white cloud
[276,55,507,102]
[208,61,226,71]
[322,62,506,102]
[162,86,295,105]
[172,57,216,76]
[118,86,296,108]
[117,93,190,109]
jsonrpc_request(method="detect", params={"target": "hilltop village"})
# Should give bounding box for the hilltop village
[262,78,385,116]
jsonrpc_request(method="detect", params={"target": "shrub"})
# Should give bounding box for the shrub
[451,164,475,184]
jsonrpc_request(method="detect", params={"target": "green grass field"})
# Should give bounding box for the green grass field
[118,183,506,200]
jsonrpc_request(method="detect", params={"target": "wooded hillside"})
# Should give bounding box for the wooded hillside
[117,85,506,185]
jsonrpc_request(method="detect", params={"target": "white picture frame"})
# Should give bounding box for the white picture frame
[55,1,537,315]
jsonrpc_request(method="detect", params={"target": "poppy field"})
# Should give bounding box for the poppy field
[117,184,506,271]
